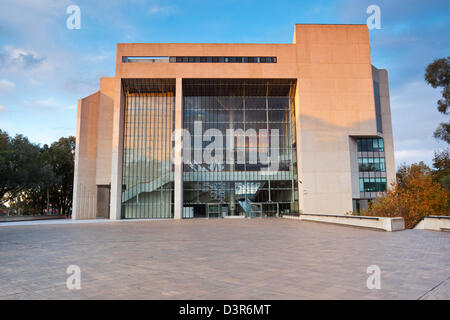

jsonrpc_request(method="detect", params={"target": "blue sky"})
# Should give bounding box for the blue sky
[0,0,449,167]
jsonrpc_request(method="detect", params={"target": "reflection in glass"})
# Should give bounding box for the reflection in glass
[121,80,175,218]
[182,79,298,218]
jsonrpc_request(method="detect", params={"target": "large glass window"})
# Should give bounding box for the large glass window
[356,137,387,193]
[121,79,175,219]
[358,157,386,172]
[182,79,298,218]
[359,178,387,192]
[357,138,384,152]
[373,80,383,133]
[169,56,277,63]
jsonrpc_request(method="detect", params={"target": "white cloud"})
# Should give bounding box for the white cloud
[0,46,46,71]
[391,81,441,111]
[33,98,58,107]
[390,80,447,167]
[148,4,178,16]
[395,149,436,165]
[0,79,15,92]
[25,98,77,111]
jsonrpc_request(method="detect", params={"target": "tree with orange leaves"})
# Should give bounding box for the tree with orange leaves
[364,162,448,229]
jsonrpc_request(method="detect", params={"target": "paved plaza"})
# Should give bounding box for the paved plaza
[0,218,449,299]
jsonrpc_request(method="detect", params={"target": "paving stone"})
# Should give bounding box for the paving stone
[0,219,448,299]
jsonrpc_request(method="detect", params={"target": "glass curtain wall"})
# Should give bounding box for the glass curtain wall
[121,79,175,218]
[356,137,387,197]
[182,79,298,218]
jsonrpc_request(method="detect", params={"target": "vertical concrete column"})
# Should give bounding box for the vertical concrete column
[294,80,304,213]
[72,100,83,220]
[377,69,396,188]
[174,77,183,219]
[72,94,100,220]
[109,79,125,220]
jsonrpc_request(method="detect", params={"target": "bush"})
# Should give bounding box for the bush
[364,162,448,228]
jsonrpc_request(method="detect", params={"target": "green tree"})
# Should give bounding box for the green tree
[0,130,75,215]
[43,136,75,215]
[20,158,58,215]
[0,130,44,205]
[425,56,450,143]
[432,149,450,189]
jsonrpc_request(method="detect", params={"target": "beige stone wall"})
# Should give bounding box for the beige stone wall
[293,25,378,214]
[73,92,99,219]
[72,78,114,219]
[95,78,114,186]
[349,137,360,199]
[372,67,396,188]
[109,77,125,220]
[283,214,405,231]
[414,216,450,231]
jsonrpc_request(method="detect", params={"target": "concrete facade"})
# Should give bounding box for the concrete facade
[73,24,395,220]
[414,216,450,231]
[283,214,405,232]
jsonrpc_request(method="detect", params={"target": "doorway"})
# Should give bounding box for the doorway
[96,185,110,219]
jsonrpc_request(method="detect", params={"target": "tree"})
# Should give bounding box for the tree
[365,162,448,228]
[433,123,450,144]
[0,130,75,215]
[432,149,450,189]
[425,56,450,143]
[43,136,75,215]
[0,130,44,205]
[20,158,58,215]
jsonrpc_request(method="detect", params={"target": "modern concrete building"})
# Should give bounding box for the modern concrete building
[72,24,395,220]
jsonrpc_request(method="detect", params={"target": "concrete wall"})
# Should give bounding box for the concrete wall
[73,92,99,219]
[72,78,114,219]
[349,137,360,199]
[96,78,115,186]
[414,216,450,231]
[109,77,125,220]
[283,214,405,232]
[293,25,378,214]
[372,66,396,188]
